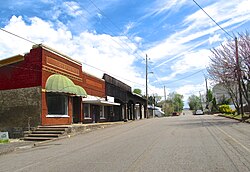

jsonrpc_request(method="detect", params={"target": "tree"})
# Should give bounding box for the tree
[133,88,142,96]
[148,94,162,106]
[188,95,201,110]
[167,92,184,112]
[207,31,250,115]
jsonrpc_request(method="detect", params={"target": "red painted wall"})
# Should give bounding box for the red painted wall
[0,45,107,126]
[41,47,83,126]
[0,47,42,90]
[82,72,105,98]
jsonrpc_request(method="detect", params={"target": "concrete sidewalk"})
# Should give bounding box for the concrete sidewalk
[0,121,126,156]
[0,140,35,155]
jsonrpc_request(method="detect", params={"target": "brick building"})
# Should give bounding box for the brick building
[0,44,119,137]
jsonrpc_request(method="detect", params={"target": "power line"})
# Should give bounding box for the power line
[0,27,145,88]
[192,0,233,39]
[160,69,204,86]
[86,0,147,62]
[0,28,37,44]
[72,0,146,63]
[81,61,145,87]
[83,0,170,89]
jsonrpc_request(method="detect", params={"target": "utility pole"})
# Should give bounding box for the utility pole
[199,91,203,110]
[163,86,167,116]
[235,37,244,121]
[164,86,167,103]
[205,76,209,111]
[152,94,155,118]
[146,54,148,118]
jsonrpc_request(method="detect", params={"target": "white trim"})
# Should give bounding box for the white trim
[46,115,70,118]
[33,44,82,65]
[82,96,120,106]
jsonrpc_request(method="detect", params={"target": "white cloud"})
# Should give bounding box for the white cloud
[175,83,206,107]
[157,49,211,82]
[123,22,135,35]
[0,16,145,90]
[146,0,250,65]
[145,0,188,18]
[63,1,83,17]
[97,13,103,19]
[208,34,222,45]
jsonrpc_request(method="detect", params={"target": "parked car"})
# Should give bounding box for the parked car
[194,110,203,115]
[172,112,180,116]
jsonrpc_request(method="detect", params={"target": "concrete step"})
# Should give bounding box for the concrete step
[32,131,64,134]
[23,137,53,141]
[23,126,70,141]
[38,126,69,129]
[27,134,60,137]
[35,128,67,131]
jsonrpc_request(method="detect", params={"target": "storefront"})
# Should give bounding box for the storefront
[82,95,120,123]
[0,44,115,136]
[103,73,146,121]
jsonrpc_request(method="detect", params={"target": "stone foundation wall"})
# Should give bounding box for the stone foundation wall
[0,87,41,138]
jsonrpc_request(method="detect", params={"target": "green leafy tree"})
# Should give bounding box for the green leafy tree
[167,92,184,113]
[211,97,218,112]
[207,89,213,102]
[133,88,142,96]
[148,94,162,106]
[188,95,202,110]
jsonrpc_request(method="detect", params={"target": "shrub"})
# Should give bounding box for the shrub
[218,105,236,114]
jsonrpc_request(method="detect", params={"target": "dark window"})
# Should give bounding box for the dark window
[83,104,90,118]
[47,93,68,115]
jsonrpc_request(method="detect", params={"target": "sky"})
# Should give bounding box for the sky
[0,0,250,107]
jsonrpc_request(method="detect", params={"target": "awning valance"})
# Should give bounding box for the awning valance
[82,96,120,106]
[45,74,87,97]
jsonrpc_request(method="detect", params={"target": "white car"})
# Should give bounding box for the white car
[195,110,203,115]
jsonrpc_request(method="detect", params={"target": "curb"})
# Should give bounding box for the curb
[1,120,131,154]
[218,114,250,124]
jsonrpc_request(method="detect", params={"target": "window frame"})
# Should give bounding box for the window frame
[46,93,69,118]
[83,104,91,119]
[100,105,105,119]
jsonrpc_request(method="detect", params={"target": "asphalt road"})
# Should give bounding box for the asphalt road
[0,113,250,172]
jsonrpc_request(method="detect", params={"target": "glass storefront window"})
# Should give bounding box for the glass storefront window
[47,93,68,115]
[84,104,90,118]
[100,106,105,118]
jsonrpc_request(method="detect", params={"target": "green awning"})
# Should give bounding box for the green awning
[45,74,87,97]
[75,85,87,97]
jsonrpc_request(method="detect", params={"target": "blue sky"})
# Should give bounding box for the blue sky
[1,0,250,106]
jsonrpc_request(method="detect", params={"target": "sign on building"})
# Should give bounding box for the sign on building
[0,132,9,143]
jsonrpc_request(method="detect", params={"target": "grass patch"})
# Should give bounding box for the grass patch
[221,113,250,122]
[0,139,9,144]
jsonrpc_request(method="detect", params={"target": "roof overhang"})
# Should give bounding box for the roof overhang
[82,96,120,106]
[0,54,24,67]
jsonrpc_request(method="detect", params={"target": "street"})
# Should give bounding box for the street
[0,113,250,172]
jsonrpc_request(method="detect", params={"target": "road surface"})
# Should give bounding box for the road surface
[0,113,249,172]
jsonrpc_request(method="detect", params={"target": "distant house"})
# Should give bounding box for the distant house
[212,83,232,104]
[212,83,249,111]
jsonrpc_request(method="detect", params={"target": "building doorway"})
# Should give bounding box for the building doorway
[73,97,81,123]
